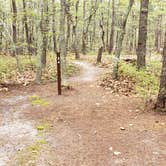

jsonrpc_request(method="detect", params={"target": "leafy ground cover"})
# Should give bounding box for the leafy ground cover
[0,53,79,90]
[100,57,161,98]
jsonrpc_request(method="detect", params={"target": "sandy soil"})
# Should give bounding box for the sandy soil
[0,60,165,166]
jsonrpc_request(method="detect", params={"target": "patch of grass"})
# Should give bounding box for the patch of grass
[36,122,51,132]
[147,60,162,77]
[119,62,160,98]
[15,139,48,165]
[29,95,50,107]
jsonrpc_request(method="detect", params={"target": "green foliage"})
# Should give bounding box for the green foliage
[0,54,79,84]
[0,56,17,81]
[119,62,160,97]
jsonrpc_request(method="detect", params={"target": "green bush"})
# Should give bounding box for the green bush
[119,62,160,98]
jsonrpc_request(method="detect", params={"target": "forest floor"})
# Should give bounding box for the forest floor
[0,58,166,166]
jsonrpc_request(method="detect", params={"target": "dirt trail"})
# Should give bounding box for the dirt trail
[68,61,102,82]
[0,95,38,166]
[0,60,166,166]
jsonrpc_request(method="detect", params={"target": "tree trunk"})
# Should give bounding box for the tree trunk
[66,2,71,52]
[52,0,57,53]
[73,0,80,59]
[11,0,21,72]
[12,0,17,56]
[59,0,67,85]
[112,0,134,79]
[108,0,115,54]
[41,0,49,68]
[36,0,49,83]
[155,15,162,53]
[82,0,86,54]
[97,46,103,63]
[0,31,2,52]
[155,32,166,112]
[137,0,149,69]
[81,0,98,54]
[22,0,31,55]
[106,0,111,50]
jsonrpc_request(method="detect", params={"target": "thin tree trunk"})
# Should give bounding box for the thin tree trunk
[137,0,149,69]
[59,0,67,85]
[42,0,49,67]
[11,0,21,72]
[112,0,134,79]
[22,0,31,54]
[155,31,166,112]
[155,15,162,53]
[97,46,103,63]
[82,0,98,54]
[36,0,49,83]
[106,0,111,49]
[108,0,115,54]
[82,0,86,54]
[73,0,80,59]
[66,2,71,52]
[52,0,57,53]
[0,31,2,52]
[12,0,17,55]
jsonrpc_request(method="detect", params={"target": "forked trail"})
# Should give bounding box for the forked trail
[0,60,166,166]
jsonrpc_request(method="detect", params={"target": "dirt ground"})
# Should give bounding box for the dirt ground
[0,60,166,166]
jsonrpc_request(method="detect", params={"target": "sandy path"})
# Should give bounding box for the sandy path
[0,95,38,166]
[68,61,102,82]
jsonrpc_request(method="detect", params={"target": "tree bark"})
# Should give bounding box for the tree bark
[137,0,149,69]
[112,0,134,79]
[11,0,21,72]
[22,0,31,54]
[0,31,2,52]
[155,15,162,53]
[36,0,49,83]
[106,0,111,50]
[59,0,67,85]
[41,0,49,68]
[155,32,166,112]
[11,0,17,56]
[97,46,103,63]
[52,0,57,53]
[108,0,115,54]
[66,1,71,52]
[73,0,80,59]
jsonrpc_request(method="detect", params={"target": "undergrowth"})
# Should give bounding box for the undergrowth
[0,53,79,85]
[119,61,160,98]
